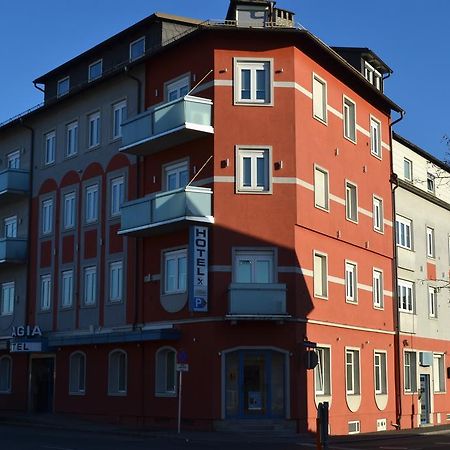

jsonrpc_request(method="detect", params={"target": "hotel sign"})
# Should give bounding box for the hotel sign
[189,226,208,312]
[10,342,42,353]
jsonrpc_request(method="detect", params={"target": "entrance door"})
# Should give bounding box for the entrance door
[30,357,54,413]
[419,374,431,425]
[225,350,285,419]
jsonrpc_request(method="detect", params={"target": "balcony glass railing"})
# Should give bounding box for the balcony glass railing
[0,169,30,198]
[0,238,27,263]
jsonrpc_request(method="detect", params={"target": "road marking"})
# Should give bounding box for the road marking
[379,447,409,449]
[41,446,75,450]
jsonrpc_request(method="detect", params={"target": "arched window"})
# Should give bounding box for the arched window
[0,356,12,393]
[69,352,86,395]
[108,349,127,395]
[155,347,176,396]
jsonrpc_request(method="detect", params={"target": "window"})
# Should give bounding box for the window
[7,150,20,169]
[165,161,189,191]
[57,77,70,97]
[1,282,14,316]
[113,100,127,139]
[343,97,356,142]
[433,354,445,393]
[44,131,56,165]
[427,173,435,194]
[312,75,327,123]
[345,349,360,395]
[63,192,76,230]
[373,196,383,232]
[426,227,435,258]
[373,269,383,309]
[69,352,86,395]
[166,75,190,102]
[61,270,73,308]
[403,158,413,181]
[363,61,382,91]
[42,199,53,235]
[155,347,176,396]
[4,216,17,238]
[109,261,123,302]
[84,266,97,306]
[110,177,124,217]
[108,350,127,395]
[370,117,381,158]
[315,347,331,396]
[428,287,437,318]
[235,60,272,104]
[237,147,270,193]
[396,216,412,249]
[345,182,358,222]
[164,249,187,294]
[66,121,78,157]
[0,356,12,393]
[313,252,328,298]
[345,262,357,303]
[314,166,329,211]
[398,279,414,313]
[130,36,145,61]
[234,250,274,283]
[85,184,98,223]
[374,352,387,395]
[88,59,102,81]
[88,112,100,148]
[404,351,417,392]
[40,274,51,311]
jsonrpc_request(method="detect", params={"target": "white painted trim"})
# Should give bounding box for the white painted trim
[304,318,396,335]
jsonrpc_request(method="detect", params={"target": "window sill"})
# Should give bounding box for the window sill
[155,392,177,398]
[69,391,86,396]
[345,299,358,305]
[314,204,330,213]
[373,228,384,235]
[233,100,273,107]
[236,189,272,195]
[345,217,359,225]
[87,144,101,152]
[373,305,384,311]
[64,153,78,161]
[343,135,357,145]
[107,392,127,397]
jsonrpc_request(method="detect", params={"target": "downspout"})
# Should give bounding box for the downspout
[33,82,45,94]
[389,110,405,429]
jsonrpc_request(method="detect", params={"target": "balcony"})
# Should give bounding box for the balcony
[227,283,289,319]
[119,186,213,237]
[0,169,30,200]
[120,95,214,156]
[0,238,27,264]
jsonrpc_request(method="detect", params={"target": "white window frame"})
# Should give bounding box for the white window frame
[427,173,435,194]
[373,196,384,233]
[88,59,103,82]
[57,76,70,97]
[155,347,177,397]
[44,131,56,165]
[345,181,358,223]
[164,160,189,191]
[108,349,127,396]
[66,121,78,157]
[1,282,14,316]
[40,274,52,311]
[403,158,413,182]
[312,74,327,124]
[69,352,86,395]
[7,150,20,169]
[343,96,356,143]
[4,216,17,238]
[428,287,437,318]
[61,270,73,309]
[0,356,12,394]
[83,266,97,306]
[363,61,382,90]
[404,350,417,393]
[109,261,123,303]
[398,279,414,313]
[345,261,357,303]
[41,198,53,235]
[373,269,384,309]
[163,249,187,295]
[314,165,329,211]
[234,58,273,105]
[426,227,435,258]
[63,192,76,230]
[88,111,100,148]
[313,251,328,299]
[165,75,190,102]
[374,351,387,395]
[236,146,271,193]
[315,346,331,396]
[129,36,145,61]
[112,100,127,139]
[433,353,445,393]
[85,184,99,224]
[370,116,382,158]
[396,215,412,250]
[233,249,275,284]
[345,348,361,395]
[110,176,125,217]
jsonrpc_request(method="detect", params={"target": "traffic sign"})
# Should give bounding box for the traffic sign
[176,363,189,372]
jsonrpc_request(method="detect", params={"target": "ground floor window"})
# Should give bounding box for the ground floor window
[155,347,176,396]
[69,352,86,395]
[0,356,12,393]
[108,350,127,395]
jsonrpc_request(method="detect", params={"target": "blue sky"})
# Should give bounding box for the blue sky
[1,0,449,160]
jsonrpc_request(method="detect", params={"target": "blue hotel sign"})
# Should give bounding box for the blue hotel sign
[189,226,208,312]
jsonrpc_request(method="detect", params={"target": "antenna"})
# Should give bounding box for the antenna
[187,69,214,96]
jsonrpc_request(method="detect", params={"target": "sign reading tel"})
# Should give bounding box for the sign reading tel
[189,226,208,312]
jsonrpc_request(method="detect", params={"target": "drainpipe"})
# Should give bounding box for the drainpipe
[33,82,45,94]
[389,109,405,429]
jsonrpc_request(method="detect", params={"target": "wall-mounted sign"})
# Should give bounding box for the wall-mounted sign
[11,325,42,338]
[10,342,42,353]
[189,226,208,312]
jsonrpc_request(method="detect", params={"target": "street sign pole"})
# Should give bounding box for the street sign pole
[177,370,183,434]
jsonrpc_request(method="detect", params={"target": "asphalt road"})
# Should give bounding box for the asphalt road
[1,424,449,450]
